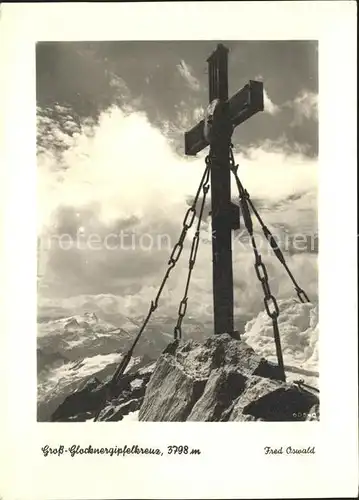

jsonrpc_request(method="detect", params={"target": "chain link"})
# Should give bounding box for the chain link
[183,207,196,230]
[264,294,280,318]
[229,147,310,304]
[93,163,210,420]
[150,163,210,318]
[230,147,285,381]
[173,159,211,340]
[254,256,269,284]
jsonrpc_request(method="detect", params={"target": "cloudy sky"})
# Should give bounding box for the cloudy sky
[36,40,318,329]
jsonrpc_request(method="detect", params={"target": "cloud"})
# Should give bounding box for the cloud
[254,75,280,116]
[263,88,281,115]
[247,136,313,157]
[177,60,200,91]
[231,141,317,202]
[37,102,318,330]
[287,90,318,126]
[172,101,205,133]
[193,106,204,122]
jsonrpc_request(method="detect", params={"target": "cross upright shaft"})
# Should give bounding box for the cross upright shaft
[207,44,234,335]
[208,43,228,102]
[184,44,264,336]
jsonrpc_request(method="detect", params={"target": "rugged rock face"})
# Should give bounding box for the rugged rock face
[50,333,319,422]
[139,334,319,422]
[50,358,155,422]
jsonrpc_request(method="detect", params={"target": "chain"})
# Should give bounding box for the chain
[293,379,320,393]
[229,148,286,382]
[174,157,211,340]
[93,163,210,421]
[125,162,209,348]
[229,147,310,304]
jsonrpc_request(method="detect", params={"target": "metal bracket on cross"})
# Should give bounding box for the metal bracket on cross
[209,202,240,231]
[204,99,232,146]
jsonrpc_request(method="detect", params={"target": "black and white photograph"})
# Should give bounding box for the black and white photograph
[37,40,320,423]
[1,3,357,499]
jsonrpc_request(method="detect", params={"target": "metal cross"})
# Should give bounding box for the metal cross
[184,43,263,335]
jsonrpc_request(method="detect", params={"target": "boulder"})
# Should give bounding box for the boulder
[51,376,106,422]
[99,398,142,422]
[228,376,318,421]
[139,334,319,422]
[51,361,155,422]
[188,369,247,421]
[137,353,207,422]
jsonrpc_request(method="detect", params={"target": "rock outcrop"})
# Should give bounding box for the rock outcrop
[51,359,155,422]
[139,334,319,422]
[49,333,319,422]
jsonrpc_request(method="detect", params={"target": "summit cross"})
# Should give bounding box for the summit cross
[184,43,264,335]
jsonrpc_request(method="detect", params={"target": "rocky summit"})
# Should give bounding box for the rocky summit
[51,332,319,422]
[138,334,319,422]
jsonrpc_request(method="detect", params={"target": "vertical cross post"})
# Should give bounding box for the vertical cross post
[207,44,234,335]
[184,44,263,337]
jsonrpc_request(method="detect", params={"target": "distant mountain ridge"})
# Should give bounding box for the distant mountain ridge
[37,299,317,421]
[37,310,209,421]
[37,311,134,361]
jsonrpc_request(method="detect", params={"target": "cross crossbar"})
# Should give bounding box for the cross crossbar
[185,81,264,156]
[184,44,263,335]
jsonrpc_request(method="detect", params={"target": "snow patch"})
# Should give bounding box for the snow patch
[243,298,318,377]
[121,410,139,421]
